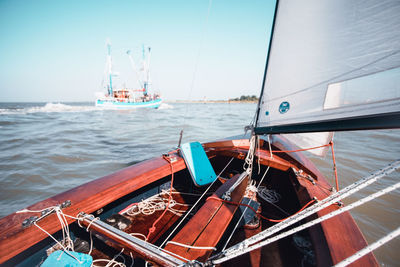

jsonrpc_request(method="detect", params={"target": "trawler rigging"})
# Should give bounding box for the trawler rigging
[95,40,162,109]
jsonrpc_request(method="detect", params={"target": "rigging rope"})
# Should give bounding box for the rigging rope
[257,186,281,204]
[165,241,217,251]
[120,191,190,217]
[271,141,340,191]
[209,160,400,264]
[210,160,399,259]
[330,141,339,191]
[212,180,400,265]
[270,142,332,153]
[180,0,213,144]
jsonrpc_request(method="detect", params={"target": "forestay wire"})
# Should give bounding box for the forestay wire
[179,0,213,144]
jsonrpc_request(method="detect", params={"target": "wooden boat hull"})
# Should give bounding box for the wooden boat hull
[0,136,377,266]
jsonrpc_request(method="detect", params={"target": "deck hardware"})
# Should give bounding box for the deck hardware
[183,260,203,267]
[60,200,71,209]
[169,156,178,163]
[244,124,254,133]
[178,130,184,148]
[95,208,104,215]
[163,153,178,163]
[293,168,315,185]
[41,208,52,216]
[222,171,248,201]
[21,200,72,229]
[22,216,39,228]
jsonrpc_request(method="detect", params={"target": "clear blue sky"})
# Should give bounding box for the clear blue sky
[0,0,276,102]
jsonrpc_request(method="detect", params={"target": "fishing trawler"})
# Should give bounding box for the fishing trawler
[0,1,399,266]
[95,41,162,109]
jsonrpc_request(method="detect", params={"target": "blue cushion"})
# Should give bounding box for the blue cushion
[41,250,92,267]
[180,142,217,186]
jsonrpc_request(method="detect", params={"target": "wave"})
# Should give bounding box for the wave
[0,103,99,115]
[158,103,174,110]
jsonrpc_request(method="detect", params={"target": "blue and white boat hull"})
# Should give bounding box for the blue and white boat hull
[95,98,162,109]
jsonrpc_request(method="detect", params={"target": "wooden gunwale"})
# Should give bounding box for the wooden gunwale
[0,154,187,264]
[0,139,287,264]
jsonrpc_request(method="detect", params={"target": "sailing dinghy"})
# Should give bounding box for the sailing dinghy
[1,0,399,266]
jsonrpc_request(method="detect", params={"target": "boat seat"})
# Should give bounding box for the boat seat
[164,173,249,261]
[180,142,217,186]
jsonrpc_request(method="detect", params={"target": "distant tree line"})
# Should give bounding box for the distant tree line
[229,95,259,101]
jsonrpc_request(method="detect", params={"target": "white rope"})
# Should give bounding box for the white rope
[16,207,53,213]
[243,135,257,175]
[334,226,400,267]
[122,190,190,217]
[33,221,82,264]
[92,248,127,267]
[257,186,281,204]
[18,206,83,264]
[212,179,400,264]
[267,134,273,159]
[166,241,217,251]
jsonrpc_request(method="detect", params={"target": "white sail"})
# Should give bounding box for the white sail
[256,0,400,134]
[282,132,333,157]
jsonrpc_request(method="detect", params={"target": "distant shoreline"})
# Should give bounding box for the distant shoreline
[0,100,258,104]
[166,100,258,104]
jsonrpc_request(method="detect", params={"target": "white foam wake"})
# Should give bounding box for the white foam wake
[0,103,99,115]
[158,103,174,110]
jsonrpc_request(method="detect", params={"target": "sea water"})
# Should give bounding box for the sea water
[0,102,398,265]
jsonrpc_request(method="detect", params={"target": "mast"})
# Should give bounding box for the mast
[145,47,152,96]
[142,45,152,96]
[127,50,144,89]
[254,0,279,130]
[106,40,113,96]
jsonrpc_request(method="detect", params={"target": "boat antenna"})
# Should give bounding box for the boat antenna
[177,130,184,148]
[179,0,213,146]
[145,47,152,96]
[106,39,113,96]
